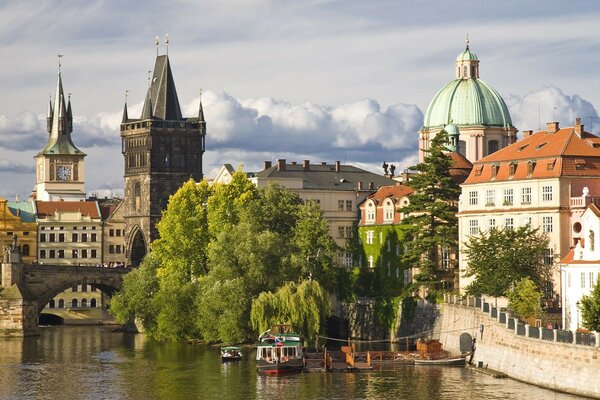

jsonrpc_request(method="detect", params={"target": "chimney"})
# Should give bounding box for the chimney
[368,182,374,190]
[335,160,341,172]
[303,160,310,171]
[263,161,272,170]
[523,130,533,138]
[357,181,363,190]
[575,118,584,136]
[277,159,286,171]
[546,121,559,133]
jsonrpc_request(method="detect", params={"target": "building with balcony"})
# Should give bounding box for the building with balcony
[458,120,600,301]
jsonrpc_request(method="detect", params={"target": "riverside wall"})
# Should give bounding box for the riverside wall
[436,296,600,399]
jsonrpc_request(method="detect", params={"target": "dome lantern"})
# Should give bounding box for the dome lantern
[455,36,479,79]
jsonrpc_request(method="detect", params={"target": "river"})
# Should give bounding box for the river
[0,326,587,400]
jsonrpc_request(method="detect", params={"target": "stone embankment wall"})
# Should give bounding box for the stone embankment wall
[436,295,600,399]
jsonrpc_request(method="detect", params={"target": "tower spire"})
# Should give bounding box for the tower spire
[198,89,205,121]
[465,33,469,50]
[122,90,129,123]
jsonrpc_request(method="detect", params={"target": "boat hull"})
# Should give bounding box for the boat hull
[414,357,465,366]
[256,359,304,374]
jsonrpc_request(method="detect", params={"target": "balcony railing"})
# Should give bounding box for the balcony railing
[570,197,600,208]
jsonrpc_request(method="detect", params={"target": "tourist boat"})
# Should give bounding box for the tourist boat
[414,356,466,366]
[221,346,243,362]
[256,325,304,374]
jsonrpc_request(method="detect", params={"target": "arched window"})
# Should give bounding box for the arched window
[21,244,30,257]
[527,160,536,175]
[366,200,376,223]
[90,298,97,308]
[73,163,79,181]
[49,299,55,309]
[491,164,498,179]
[134,182,141,211]
[81,299,88,308]
[463,65,467,77]
[471,65,476,77]
[58,299,65,308]
[509,162,516,177]
[71,299,78,308]
[383,199,394,222]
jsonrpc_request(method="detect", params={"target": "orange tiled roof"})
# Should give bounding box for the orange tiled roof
[464,125,600,184]
[36,201,100,219]
[445,151,473,184]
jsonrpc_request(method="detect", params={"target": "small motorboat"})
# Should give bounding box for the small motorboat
[414,357,466,366]
[221,346,243,362]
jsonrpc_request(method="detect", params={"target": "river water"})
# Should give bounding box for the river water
[0,326,587,400]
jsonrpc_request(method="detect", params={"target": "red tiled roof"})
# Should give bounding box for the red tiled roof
[464,126,600,184]
[445,151,473,184]
[35,201,100,219]
[363,184,413,205]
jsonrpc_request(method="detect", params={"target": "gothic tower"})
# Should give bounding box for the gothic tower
[33,64,86,201]
[121,51,206,267]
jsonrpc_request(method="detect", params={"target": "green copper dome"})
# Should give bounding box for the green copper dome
[456,48,478,61]
[423,78,513,129]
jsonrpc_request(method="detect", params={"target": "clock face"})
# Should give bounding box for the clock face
[57,165,71,181]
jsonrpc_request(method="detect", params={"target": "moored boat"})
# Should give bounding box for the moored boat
[414,356,466,366]
[221,346,243,362]
[256,325,304,374]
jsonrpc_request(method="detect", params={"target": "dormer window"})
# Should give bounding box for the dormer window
[575,159,586,170]
[491,163,498,179]
[365,200,376,223]
[383,199,394,223]
[527,160,535,176]
[508,162,516,177]
[536,142,548,150]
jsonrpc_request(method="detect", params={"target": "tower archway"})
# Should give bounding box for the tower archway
[129,227,147,267]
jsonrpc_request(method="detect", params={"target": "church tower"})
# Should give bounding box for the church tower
[33,62,86,201]
[121,46,206,267]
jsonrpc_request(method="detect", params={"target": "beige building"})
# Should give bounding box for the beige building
[0,198,37,264]
[99,198,126,266]
[458,121,600,302]
[249,160,396,267]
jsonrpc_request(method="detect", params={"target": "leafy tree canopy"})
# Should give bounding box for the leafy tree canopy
[581,280,600,332]
[463,226,551,298]
[506,277,543,320]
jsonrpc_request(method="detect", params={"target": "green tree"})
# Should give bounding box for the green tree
[463,226,551,297]
[506,277,543,320]
[250,279,331,342]
[400,129,460,290]
[581,280,600,331]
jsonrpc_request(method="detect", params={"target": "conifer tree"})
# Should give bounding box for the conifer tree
[400,129,461,292]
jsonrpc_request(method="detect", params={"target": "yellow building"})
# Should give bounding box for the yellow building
[0,198,36,264]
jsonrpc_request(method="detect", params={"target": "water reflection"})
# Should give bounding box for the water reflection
[0,326,588,400]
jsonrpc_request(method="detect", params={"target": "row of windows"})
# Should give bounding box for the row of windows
[40,233,97,243]
[108,245,124,254]
[41,226,96,230]
[47,298,97,309]
[109,229,124,237]
[337,200,353,211]
[468,216,553,235]
[468,186,553,207]
[72,284,97,292]
[567,271,597,289]
[40,249,98,259]
[337,226,354,239]
[5,231,30,236]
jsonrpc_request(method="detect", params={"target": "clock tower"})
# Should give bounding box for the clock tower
[34,64,86,201]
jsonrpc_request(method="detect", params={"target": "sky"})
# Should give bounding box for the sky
[2,0,600,199]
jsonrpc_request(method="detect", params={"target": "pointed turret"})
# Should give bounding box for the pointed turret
[122,101,129,123]
[140,55,183,120]
[140,91,153,120]
[66,95,73,133]
[46,97,53,134]
[198,93,205,122]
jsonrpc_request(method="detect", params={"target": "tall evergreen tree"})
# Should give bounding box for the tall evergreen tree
[400,129,461,292]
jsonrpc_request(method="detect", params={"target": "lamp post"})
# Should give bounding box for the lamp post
[576,300,581,331]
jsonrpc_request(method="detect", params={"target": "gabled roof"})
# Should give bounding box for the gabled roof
[255,162,396,191]
[35,201,100,219]
[445,151,473,184]
[464,125,600,184]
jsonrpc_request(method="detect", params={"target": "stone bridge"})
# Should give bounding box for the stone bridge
[1,246,129,336]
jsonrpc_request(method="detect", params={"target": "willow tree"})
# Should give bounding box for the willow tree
[250,279,331,341]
